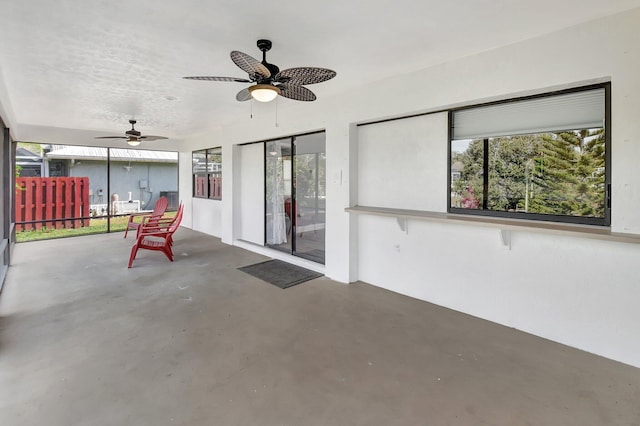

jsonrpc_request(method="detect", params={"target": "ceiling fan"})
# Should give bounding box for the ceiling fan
[183,39,336,102]
[95,120,168,146]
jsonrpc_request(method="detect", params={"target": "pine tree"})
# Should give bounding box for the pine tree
[529,130,605,217]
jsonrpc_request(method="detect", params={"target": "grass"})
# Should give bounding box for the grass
[16,212,177,243]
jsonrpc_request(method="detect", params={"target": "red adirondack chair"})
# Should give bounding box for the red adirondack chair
[128,203,184,268]
[123,196,169,238]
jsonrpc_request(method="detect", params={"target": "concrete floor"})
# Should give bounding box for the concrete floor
[1,229,639,426]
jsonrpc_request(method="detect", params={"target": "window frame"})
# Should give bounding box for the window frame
[192,147,222,200]
[447,83,611,226]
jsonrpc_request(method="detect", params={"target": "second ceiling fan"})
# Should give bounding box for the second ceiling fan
[183,39,336,102]
[95,120,168,146]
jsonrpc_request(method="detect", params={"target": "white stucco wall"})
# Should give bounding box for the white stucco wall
[179,9,640,367]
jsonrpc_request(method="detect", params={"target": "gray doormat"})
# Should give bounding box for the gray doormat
[238,259,323,289]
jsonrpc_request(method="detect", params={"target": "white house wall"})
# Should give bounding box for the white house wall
[177,152,193,229]
[191,197,222,237]
[179,9,640,367]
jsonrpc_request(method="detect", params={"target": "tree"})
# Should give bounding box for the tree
[451,129,605,218]
[529,130,605,217]
[451,139,484,209]
[488,135,542,211]
[452,135,542,211]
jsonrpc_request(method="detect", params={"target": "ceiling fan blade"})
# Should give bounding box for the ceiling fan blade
[183,76,251,83]
[95,136,126,139]
[278,84,317,102]
[275,67,336,85]
[230,50,270,80]
[236,88,252,102]
[139,136,168,141]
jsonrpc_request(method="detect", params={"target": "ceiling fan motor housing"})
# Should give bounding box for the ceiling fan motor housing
[126,119,141,137]
[257,39,272,52]
[256,39,279,82]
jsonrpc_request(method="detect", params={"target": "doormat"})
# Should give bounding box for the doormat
[238,259,323,289]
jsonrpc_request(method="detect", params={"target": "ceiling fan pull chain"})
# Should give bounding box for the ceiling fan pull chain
[275,97,279,128]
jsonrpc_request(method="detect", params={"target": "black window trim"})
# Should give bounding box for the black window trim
[447,82,611,227]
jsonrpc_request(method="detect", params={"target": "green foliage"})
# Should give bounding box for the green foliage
[16,216,128,242]
[452,129,605,218]
[452,135,542,210]
[488,135,542,211]
[294,153,326,201]
[452,140,484,208]
[530,130,605,217]
[15,165,25,190]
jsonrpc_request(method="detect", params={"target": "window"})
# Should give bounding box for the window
[449,84,610,226]
[192,147,222,200]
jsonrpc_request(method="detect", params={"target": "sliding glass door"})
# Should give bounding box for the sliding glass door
[265,138,292,253]
[265,132,325,264]
[291,133,326,263]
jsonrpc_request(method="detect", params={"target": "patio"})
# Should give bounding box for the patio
[0,229,638,425]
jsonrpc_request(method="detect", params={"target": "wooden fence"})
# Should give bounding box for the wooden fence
[15,177,91,231]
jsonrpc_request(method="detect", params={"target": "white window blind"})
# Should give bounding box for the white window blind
[452,88,605,140]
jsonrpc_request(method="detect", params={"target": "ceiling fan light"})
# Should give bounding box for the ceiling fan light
[249,84,280,102]
[127,139,141,147]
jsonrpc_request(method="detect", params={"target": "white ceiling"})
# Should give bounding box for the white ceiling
[1,0,639,147]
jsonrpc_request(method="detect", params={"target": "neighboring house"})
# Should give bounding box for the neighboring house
[451,161,463,183]
[16,146,44,177]
[45,146,178,212]
[450,161,464,207]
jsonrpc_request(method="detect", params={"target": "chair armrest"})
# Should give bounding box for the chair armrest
[129,212,154,219]
[136,219,177,238]
[141,214,171,224]
[128,212,155,225]
[137,227,172,238]
[138,224,170,234]
[140,217,175,229]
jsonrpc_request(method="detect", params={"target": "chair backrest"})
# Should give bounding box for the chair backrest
[167,203,184,233]
[151,196,169,217]
[136,202,183,239]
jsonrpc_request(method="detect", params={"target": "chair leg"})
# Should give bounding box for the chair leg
[161,244,174,262]
[128,243,139,268]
